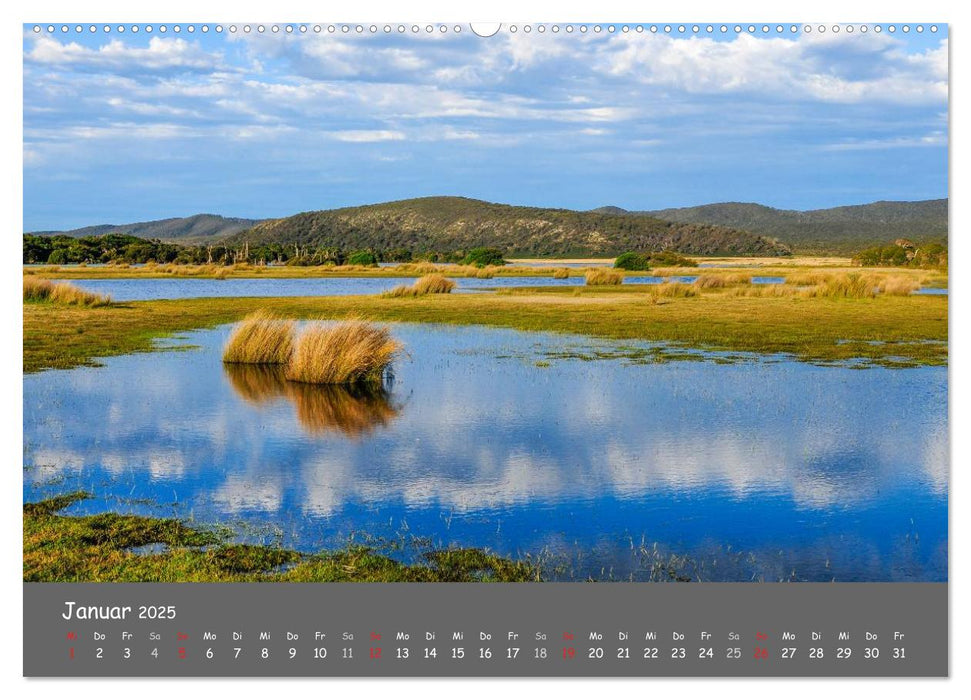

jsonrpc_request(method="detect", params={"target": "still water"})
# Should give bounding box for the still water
[54,276,701,301]
[23,324,947,581]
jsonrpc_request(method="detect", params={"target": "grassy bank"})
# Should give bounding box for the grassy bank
[24,493,539,582]
[25,256,889,281]
[23,286,947,372]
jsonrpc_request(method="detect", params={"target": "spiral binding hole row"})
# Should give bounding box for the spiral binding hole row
[31,24,939,36]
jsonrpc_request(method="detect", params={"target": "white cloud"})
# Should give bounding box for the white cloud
[820,130,947,151]
[332,129,405,142]
[26,35,221,73]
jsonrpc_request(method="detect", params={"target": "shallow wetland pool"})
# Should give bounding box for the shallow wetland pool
[24,323,947,581]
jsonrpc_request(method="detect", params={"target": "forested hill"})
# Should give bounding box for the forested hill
[221,197,791,257]
[599,199,948,254]
[29,214,262,245]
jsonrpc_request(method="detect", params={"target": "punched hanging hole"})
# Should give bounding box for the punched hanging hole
[469,23,501,38]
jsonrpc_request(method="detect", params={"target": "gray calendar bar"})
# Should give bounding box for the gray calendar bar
[24,583,947,677]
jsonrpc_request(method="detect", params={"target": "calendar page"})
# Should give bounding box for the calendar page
[21,20,948,678]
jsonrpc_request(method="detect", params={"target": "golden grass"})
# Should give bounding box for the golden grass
[879,276,921,296]
[785,272,832,286]
[23,277,112,307]
[802,273,877,299]
[382,274,457,298]
[414,274,457,294]
[285,320,401,385]
[553,268,570,279]
[649,282,698,298]
[585,269,624,286]
[732,284,803,298]
[396,262,441,275]
[694,273,752,288]
[222,310,296,364]
[651,267,687,277]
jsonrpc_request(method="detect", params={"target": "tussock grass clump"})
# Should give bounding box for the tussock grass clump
[222,311,296,364]
[414,274,456,294]
[585,269,624,286]
[24,277,112,307]
[553,268,570,279]
[803,273,877,299]
[398,262,441,275]
[650,282,698,299]
[23,277,53,301]
[694,274,728,289]
[879,276,921,296]
[694,273,752,289]
[732,284,801,298]
[285,320,401,385]
[382,274,456,298]
[785,272,831,286]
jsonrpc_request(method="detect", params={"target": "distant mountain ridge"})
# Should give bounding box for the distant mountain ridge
[29,214,262,245]
[220,196,790,257]
[28,197,947,256]
[594,199,948,254]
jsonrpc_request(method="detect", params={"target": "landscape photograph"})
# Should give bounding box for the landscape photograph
[23,23,947,583]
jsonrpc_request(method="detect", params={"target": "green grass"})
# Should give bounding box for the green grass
[23,285,947,372]
[23,493,540,582]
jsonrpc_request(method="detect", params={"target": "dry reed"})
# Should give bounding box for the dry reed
[878,276,920,296]
[285,320,401,385]
[222,310,296,364]
[649,282,698,298]
[382,274,456,298]
[585,269,624,286]
[23,277,112,306]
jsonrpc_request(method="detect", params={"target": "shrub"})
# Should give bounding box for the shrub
[614,252,651,271]
[462,247,507,267]
[347,251,379,267]
[285,320,401,385]
[585,269,624,286]
[222,311,296,364]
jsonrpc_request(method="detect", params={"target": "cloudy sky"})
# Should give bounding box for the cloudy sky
[23,24,948,230]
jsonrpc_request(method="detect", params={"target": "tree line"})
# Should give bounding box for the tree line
[23,233,508,267]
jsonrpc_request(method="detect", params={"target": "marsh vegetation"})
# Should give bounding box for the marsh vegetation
[382,274,456,298]
[23,277,112,307]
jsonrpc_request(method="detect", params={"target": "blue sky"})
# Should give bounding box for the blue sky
[23,24,948,230]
